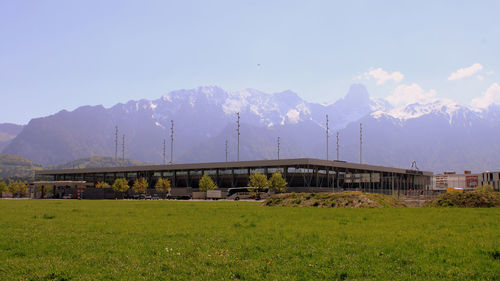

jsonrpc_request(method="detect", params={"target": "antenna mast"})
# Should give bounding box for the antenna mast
[225,140,228,162]
[115,126,118,161]
[163,138,166,164]
[360,123,363,164]
[326,114,329,161]
[336,131,339,161]
[122,134,125,165]
[277,136,280,160]
[170,120,174,164]
[236,112,240,161]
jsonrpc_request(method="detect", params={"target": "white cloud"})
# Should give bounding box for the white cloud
[364,68,404,85]
[448,63,483,80]
[471,83,500,108]
[386,83,437,106]
[476,75,484,81]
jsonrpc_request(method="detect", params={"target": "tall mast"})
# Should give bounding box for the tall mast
[122,134,125,165]
[163,138,166,164]
[170,120,174,164]
[336,131,339,161]
[360,123,363,164]
[277,136,280,160]
[225,140,228,162]
[236,112,240,161]
[115,126,118,161]
[326,114,329,160]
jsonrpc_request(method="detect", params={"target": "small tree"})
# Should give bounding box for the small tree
[155,178,171,198]
[198,174,217,191]
[0,181,7,193]
[112,178,129,198]
[249,172,269,193]
[96,181,111,188]
[269,172,287,193]
[133,178,148,194]
[8,181,27,197]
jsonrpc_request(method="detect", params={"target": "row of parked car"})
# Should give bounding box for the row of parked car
[129,189,260,200]
[60,187,269,200]
[131,194,160,200]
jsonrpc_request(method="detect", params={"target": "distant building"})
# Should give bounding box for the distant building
[481,171,500,191]
[432,171,500,191]
[36,158,432,196]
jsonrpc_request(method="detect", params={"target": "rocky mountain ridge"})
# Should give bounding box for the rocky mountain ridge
[3,84,499,173]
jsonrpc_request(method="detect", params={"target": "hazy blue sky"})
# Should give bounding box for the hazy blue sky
[1,0,499,124]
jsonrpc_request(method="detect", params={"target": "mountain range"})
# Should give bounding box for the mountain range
[0,123,24,152]
[2,84,499,173]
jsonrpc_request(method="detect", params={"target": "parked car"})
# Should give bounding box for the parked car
[152,194,160,200]
[62,194,72,199]
[227,187,270,200]
[139,194,152,200]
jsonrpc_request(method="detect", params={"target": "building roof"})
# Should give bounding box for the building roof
[36,158,433,176]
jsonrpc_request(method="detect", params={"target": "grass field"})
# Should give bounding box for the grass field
[0,200,499,280]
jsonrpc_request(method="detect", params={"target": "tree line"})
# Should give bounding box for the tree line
[95,172,287,196]
[0,181,28,196]
[0,172,288,198]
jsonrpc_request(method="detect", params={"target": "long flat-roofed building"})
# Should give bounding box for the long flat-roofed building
[36,158,432,196]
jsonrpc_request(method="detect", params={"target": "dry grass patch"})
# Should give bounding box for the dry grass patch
[426,190,500,208]
[264,191,407,208]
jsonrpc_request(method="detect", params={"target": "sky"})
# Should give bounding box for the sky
[1,0,499,124]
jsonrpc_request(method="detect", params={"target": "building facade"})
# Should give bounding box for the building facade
[481,171,500,191]
[36,158,432,196]
[432,171,500,191]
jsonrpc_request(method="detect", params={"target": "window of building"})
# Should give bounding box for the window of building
[190,170,202,176]
[250,168,265,174]
[268,167,284,174]
[234,169,248,175]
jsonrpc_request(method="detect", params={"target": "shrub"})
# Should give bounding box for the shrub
[426,190,500,208]
[264,192,407,208]
[96,181,111,188]
[476,184,494,192]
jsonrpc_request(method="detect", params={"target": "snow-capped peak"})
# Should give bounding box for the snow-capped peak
[372,98,471,122]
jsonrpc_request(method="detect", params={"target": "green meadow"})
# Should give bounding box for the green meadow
[0,200,498,280]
